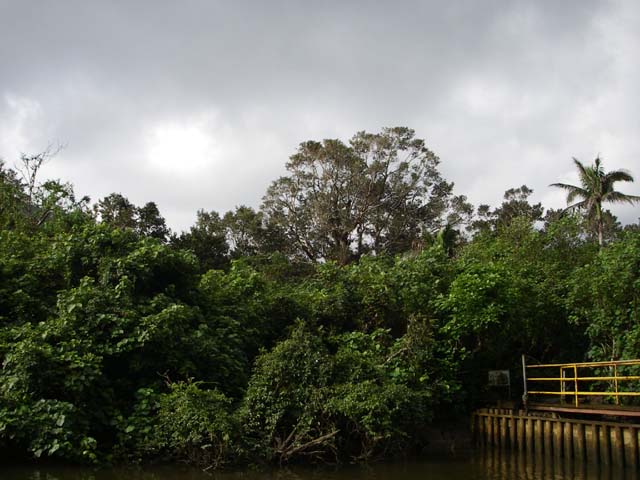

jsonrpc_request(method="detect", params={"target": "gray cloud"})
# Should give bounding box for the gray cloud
[1,0,638,231]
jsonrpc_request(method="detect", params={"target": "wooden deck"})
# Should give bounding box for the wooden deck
[528,402,640,418]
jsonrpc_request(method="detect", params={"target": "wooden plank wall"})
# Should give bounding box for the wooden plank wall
[472,408,640,469]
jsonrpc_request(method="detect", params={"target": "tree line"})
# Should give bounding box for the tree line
[0,127,638,467]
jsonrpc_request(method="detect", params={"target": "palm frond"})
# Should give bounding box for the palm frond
[604,170,634,184]
[550,182,589,205]
[572,157,587,177]
[594,156,603,171]
[567,188,589,205]
[604,190,640,205]
[549,182,581,192]
[573,158,591,188]
[562,200,587,214]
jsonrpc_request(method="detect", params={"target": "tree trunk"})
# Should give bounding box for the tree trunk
[596,203,603,247]
[598,222,603,247]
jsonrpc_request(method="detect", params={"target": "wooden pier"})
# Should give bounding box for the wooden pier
[473,357,640,468]
[473,407,640,469]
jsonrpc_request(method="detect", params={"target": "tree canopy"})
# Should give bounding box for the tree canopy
[262,127,472,264]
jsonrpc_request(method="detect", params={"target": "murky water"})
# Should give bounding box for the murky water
[2,450,639,480]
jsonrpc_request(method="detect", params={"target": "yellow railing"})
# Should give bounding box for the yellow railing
[522,357,640,407]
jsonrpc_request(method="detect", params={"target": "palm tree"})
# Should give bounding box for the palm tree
[551,157,640,246]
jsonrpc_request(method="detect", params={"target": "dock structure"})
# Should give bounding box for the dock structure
[473,407,640,469]
[473,357,640,469]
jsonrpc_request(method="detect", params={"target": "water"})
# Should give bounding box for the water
[2,450,638,480]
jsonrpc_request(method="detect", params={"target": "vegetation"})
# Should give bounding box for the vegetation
[551,157,640,246]
[262,127,472,264]
[0,129,638,468]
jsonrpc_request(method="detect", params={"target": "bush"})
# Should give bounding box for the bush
[153,382,236,468]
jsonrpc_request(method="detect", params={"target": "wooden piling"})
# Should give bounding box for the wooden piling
[588,423,599,464]
[472,409,639,469]
[601,424,611,466]
[552,420,562,461]
[564,421,573,460]
[485,415,491,445]
[526,417,534,455]
[543,419,552,456]
[509,415,516,448]
[630,427,639,469]
[612,426,624,468]
[500,415,508,448]
[575,423,585,463]
[534,418,544,456]
[517,417,525,450]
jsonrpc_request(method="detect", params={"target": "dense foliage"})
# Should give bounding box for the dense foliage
[0,134,638,468]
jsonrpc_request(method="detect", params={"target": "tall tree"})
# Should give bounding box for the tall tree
[221,206,289,258]
[171,210,229,271]
[94,195,169,241]
[262,127,470,264]
[472,185,544,234]
[1,152,90,231]
[137,201,169,241]
[551,157,640,246]
[95,193,138,230]
[0,160,28,229]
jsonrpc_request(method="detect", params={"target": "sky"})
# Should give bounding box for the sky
[1,0,639,232]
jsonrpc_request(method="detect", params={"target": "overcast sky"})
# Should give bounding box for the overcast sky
[1,0,638,231]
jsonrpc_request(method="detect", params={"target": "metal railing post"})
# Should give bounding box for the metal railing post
[522,355,528,409]
[573,364,579,407]
[614,364,620,405]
